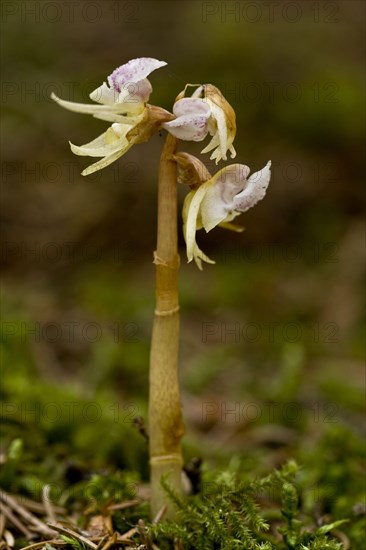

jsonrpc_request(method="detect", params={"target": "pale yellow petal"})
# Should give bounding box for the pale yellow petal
[184,184,210,262]
[81,144,133,176]
[51,92,134,115]
[89,82,118,105]
[92,112,141,124]
[201,133,220,154]
[191,242,215,270]
[218,221,245,232]
[206,99,227,161]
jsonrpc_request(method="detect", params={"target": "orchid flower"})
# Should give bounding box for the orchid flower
[182,161,272,269]
[163,84,237,164]
[51,57,170,175]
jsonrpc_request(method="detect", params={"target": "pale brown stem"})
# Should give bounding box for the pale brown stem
[148,133,185,518]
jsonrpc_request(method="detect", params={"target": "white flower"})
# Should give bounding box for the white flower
[51,57,167,175]
[163,84,236,164]
[183,161,271,269]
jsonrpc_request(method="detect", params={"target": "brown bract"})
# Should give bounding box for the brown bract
[127,104,175,144]
[204,84,236,141]
[172,152,212,188]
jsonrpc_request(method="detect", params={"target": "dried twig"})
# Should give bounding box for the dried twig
[152,505,166,525]
[48,523,97,549]
[0,513,5,538]
[0,501,33,539]
[42,485,56,524]
[137,519,153,550]
[100,532,117,550]
[21,540,68,550]
[333,529,350,550]
[117,526,138,541]
[13,495,65,515]
[106,499,140,511]
[3,530,15,548]
[0,491,56,538]
[95,534,109,549]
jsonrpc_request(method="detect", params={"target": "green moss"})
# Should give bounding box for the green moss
[152,461,349,549]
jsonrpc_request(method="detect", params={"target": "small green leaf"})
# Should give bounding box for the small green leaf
[316,519,349,535]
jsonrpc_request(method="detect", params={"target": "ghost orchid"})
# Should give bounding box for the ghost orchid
[163,84,237,164]
[51,57,172,175]
[182,161,272,269]
[52,58,274,519]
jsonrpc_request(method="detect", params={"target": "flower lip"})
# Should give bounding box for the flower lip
[107,57,167,92]
[233,161,272,213]
[182,161,271,269]
[163,98,211,142]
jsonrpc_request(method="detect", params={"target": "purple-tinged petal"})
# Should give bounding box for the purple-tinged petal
[163,98,211,141]
[233,161,271,213]
[107,57,167,92]
[200,164,251,232]
[116,78,152,111]
[125,78,152,103]
[163,114,209,141]
[173,98,211,117]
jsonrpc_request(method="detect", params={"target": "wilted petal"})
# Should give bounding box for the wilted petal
[195,84,237,164]
[200,164,250,232]
[233,161,271,212]
[107,57,167,92]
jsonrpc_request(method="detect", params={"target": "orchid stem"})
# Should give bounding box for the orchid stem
[149,133,185,518]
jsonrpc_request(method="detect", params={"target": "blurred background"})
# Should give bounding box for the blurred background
[1,0,365,505]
